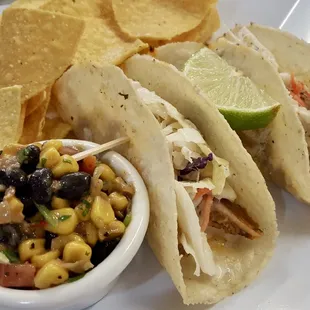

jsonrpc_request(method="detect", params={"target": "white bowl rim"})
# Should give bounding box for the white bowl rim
[0,139,149,308]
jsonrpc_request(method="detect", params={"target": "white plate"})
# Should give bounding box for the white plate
[1,1,310,309]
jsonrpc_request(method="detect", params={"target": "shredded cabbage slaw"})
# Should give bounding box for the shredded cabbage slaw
[132,81,237,276]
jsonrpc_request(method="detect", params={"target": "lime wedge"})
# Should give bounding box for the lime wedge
[183,47,280,130]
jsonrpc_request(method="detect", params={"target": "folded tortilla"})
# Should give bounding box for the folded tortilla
[53,62,277,304]
[213,25,310,204]
[154,31,310,204]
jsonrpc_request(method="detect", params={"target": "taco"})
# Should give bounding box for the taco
[153,33,310,204]
[53,62,277,304]
[214,25,310,203]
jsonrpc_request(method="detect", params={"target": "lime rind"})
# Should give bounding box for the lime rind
[184,47,281,130]
[219,105,280,130]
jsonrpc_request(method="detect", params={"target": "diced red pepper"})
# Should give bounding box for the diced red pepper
[31,220,47,228]
[79,156,97,175]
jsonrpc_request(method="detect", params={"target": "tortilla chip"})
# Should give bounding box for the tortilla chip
[112,0,210,40]
[73,17,148,65]
[16,103,27,142]
[19,87,52,144]
[25,89,48,117]
[41,0,104,18]
[40,118,72,140]
[175,8,220,43]
[0,8,84,101]
[0,86,22,148]
[39,0,148,66]
[9,0,48,9]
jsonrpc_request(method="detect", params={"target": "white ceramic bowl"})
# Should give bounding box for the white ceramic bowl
[0,140,149,310]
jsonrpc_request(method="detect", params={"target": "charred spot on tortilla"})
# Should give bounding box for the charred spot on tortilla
[118,92,129,100]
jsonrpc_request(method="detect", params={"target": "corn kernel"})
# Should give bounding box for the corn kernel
[40,147,61,168]
[85,222,98,247]
[51,233,85,252]
[51,196,70,210]
[63,241,92,263]
[109,192,128,211]
[6,196,24,221]
[34,260,68,289]
[31,250,60,269]
[42,140,63,151]
[98,221,126,241]
[75,196,92,221]
[99,164,116,181]
[19,239,45,262]
[91,196,115,228]
[52,155,79,178]
[45,208,78,235]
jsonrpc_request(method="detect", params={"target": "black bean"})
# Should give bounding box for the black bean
[91,239,120,267]
[18,145,41,174]
[16,186,36,218]
[29,168,53,204]
[0,229,8,243]
[18,145,40,166]
[0,170,6,185]
[45,231,57,250]
[5,168,27,188]
[56,172,91,201]
[2,225,21,248]
[0,192,4,202]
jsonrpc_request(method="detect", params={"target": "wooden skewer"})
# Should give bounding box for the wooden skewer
[73,137,130,161]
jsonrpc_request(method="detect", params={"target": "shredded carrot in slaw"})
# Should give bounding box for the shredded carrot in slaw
[290,73,308,108]
[291,73,304,94]
[199,195,213,232]
[194,188,211,201]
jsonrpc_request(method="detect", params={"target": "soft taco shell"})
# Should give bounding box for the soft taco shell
[124,55,277,303]
[53,62,277,304]
[246,24,310,77]
[152,39,310,204]
[210,38,310,203]
[53,64,186,300]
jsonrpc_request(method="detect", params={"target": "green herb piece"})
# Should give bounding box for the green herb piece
[82,199,91,208]
[41,157,47,167]
[82,199,91,217]
[123,213,132,227]
[59,215,71,222]
[2,249,20,263]
[35,203,58,227]
[66,273,85,283]
[83,191,90,197]
[17,148,29,164]
[63,158,72,164]
[0,150,3,156]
